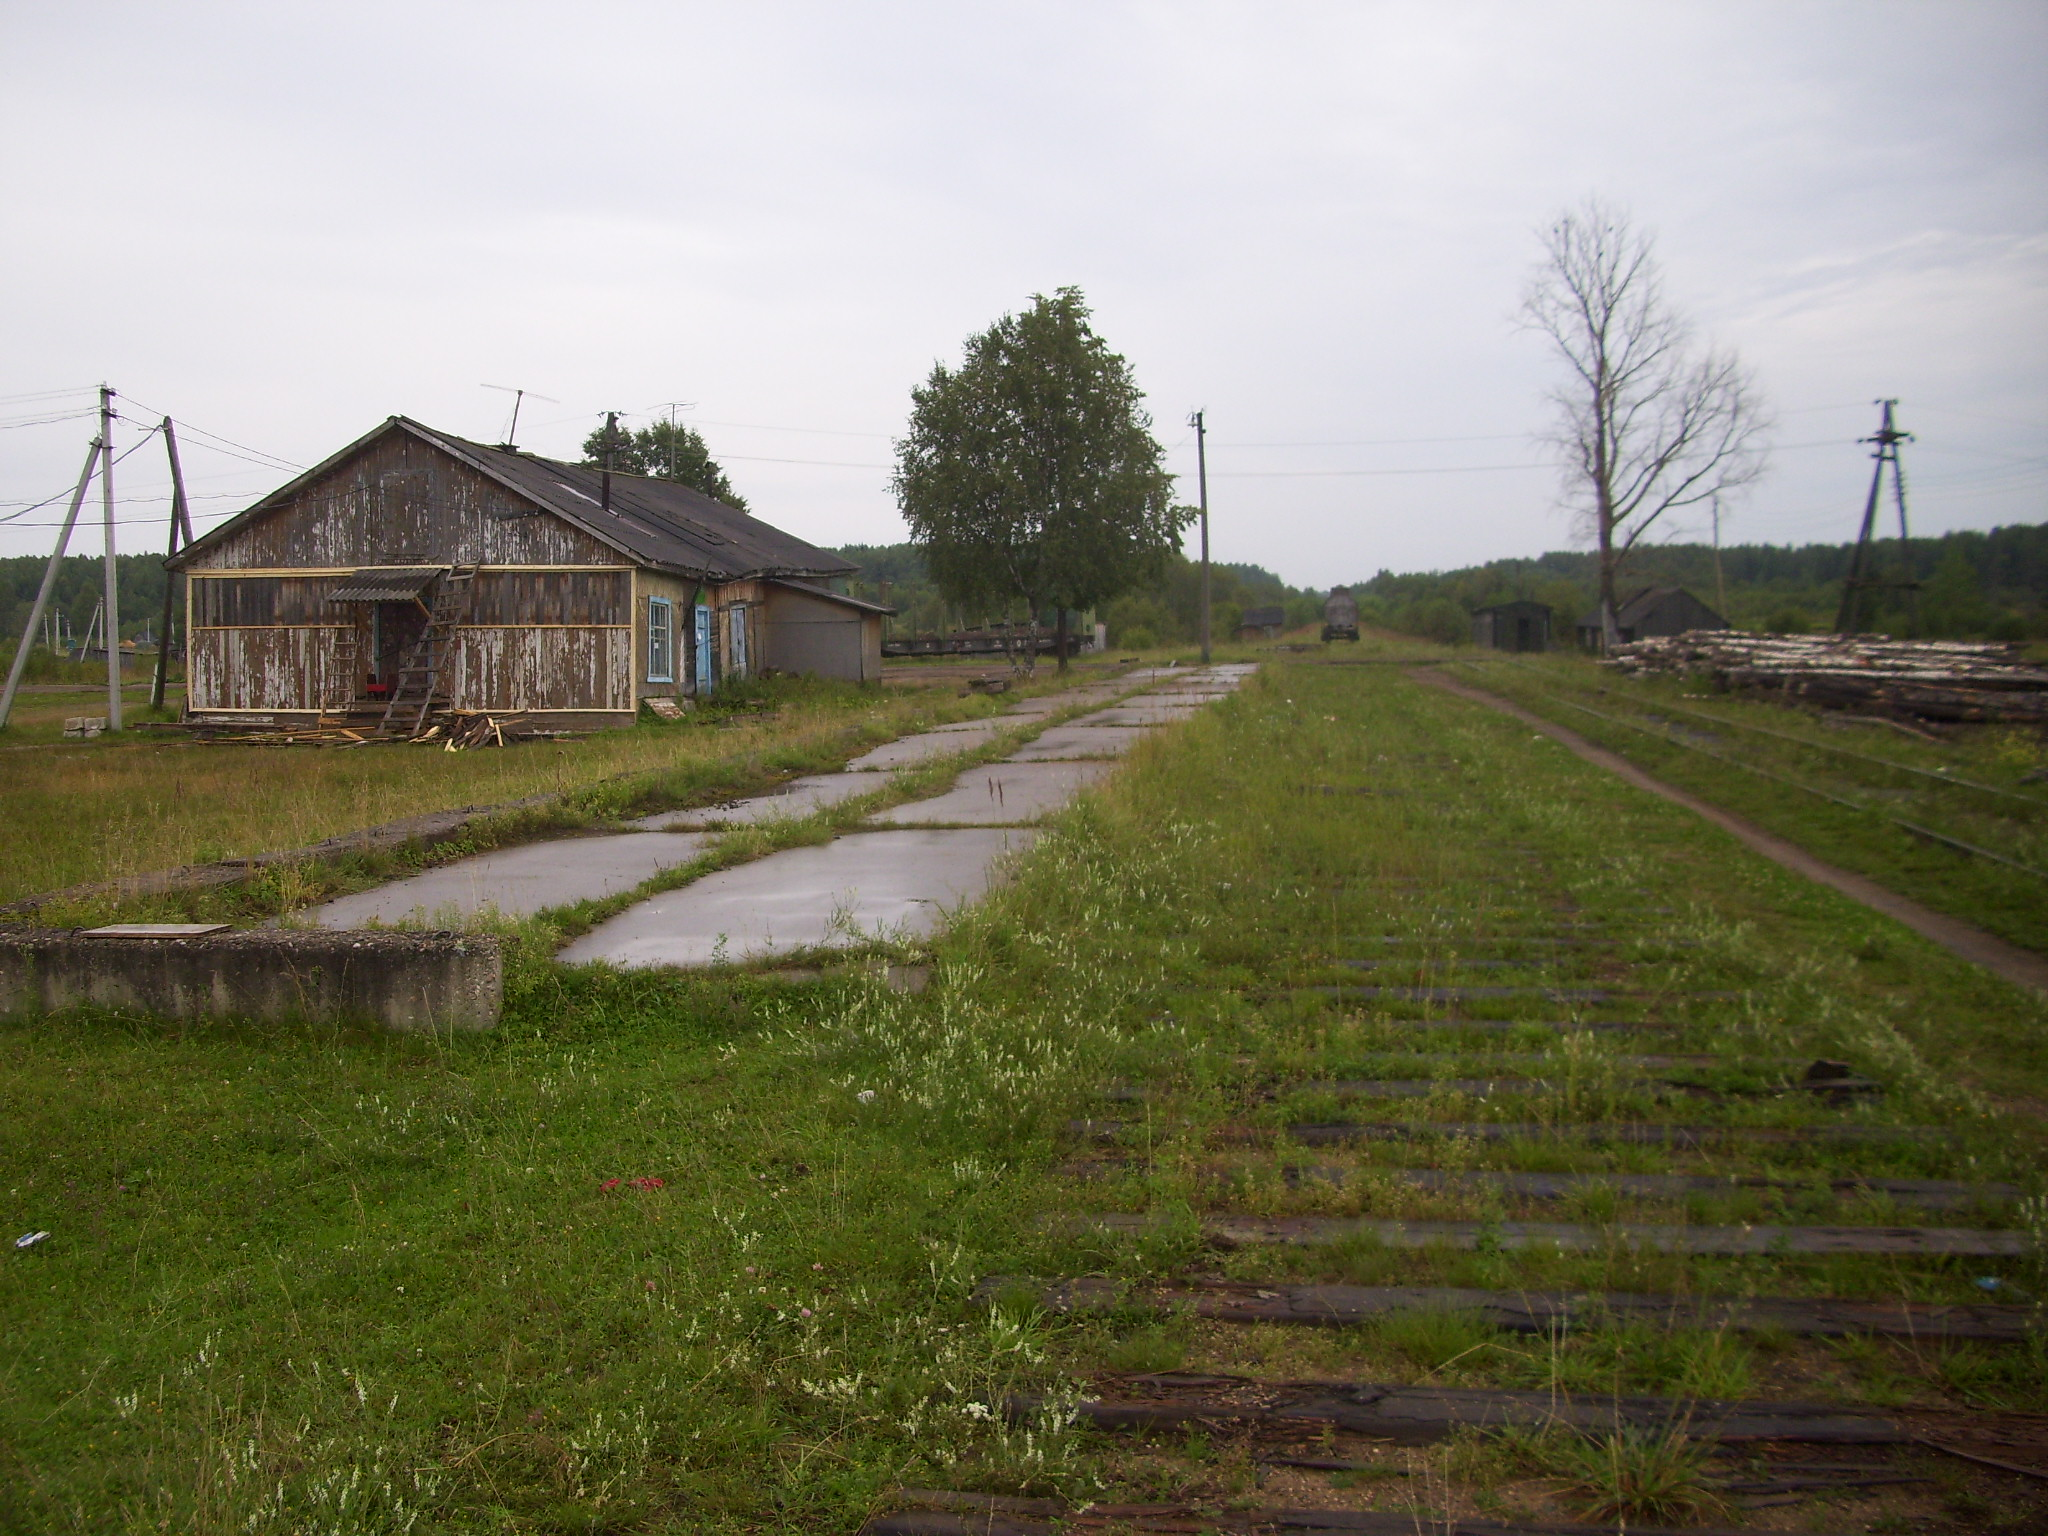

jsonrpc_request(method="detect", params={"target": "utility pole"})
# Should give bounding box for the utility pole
[1189,409,1210,663]
[151,419,195,711]
[1710,492,1728,619]
[99,385,122,731]
[601,411,617,512]
[1,437,103,729]
[1834,399,1916,635]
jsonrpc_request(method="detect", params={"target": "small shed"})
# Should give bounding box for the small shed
[1237,604,1287,641]
[1472,600,1552,653]
[1576,586,1730,648]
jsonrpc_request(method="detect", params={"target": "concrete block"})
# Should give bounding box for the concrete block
[0,927,502,1032]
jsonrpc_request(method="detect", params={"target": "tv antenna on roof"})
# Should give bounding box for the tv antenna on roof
[481,384,560,450]
[648,400,698,478]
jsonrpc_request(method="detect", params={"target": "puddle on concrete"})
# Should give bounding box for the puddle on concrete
[845,724,1006,770]
[1005,725,1154,760]
[632,774,877,830]
[306,832,713,927]
[868,760,1116,826]
[556,827,1038,968]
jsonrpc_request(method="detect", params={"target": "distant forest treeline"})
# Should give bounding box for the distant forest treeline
[836,523,2048,647]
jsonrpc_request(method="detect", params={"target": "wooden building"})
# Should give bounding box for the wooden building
[1236,604,1287,641]
[1575,586,1729,649]
[168,417,886,731]
[1471,599,1552,652]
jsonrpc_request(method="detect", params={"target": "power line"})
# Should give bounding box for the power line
[1210,461,1552,479]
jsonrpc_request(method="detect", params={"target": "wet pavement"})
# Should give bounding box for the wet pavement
[843,722,1008,770]
[630,773,878,830]
[555,827,1037,967]
[307,665,1253,960]
[306,832,712,927]
[867,760,1117,827]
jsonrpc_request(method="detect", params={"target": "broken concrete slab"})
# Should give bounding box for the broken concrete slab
[631,774,878,830]
[846,723,1007,770]
[557,827,1038,969]
[1070,706,1202,727]
[306,832,712,928]
[869,760,1117,826]
[1005,726,1154,761]
[0,926,502,1031]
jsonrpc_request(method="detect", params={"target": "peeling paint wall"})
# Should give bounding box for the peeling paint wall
[184,433,624,571]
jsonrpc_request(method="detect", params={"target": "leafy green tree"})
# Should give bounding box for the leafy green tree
[581,420,749,511]
[893,288,1187,670]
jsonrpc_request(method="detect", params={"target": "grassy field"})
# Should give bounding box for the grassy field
[1440,645,2048,955]
[0,668,1101,911]
[4,657,2044,1533]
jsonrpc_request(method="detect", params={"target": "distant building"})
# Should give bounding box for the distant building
[1236,604,1287,641]
[1471,600,1552,652]
[166,416,888,731]
[1576,586,1731,648]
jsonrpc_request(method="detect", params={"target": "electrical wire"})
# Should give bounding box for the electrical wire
[1211,461,1552,479]
[0,385,97,406]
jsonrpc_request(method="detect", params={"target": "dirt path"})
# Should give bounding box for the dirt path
[1414,667,2048,998]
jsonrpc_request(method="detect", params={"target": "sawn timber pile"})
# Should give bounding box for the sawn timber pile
[1604,631,2048,724]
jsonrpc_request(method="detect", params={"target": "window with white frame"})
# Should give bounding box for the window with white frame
[646,597,674,683]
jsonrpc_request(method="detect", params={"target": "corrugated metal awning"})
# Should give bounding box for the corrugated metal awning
[326,567,447,604]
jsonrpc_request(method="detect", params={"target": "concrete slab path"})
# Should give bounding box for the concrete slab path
[306,831,712,928]
[1005,725,1155,761]
[845,722,1007,770]
[867,760,1116,826]
[557,827,1037,968]
[630,774,879,831]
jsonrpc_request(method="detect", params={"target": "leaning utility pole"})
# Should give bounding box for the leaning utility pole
[0,437,104,729]
[151,418,196,711]
[600,411,618,512]
[98,385,122,731]
[1189,409,1211,663]
[1834,400,1916,636]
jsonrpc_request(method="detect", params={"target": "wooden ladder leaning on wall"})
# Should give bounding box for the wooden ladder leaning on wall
[378,566,479,738]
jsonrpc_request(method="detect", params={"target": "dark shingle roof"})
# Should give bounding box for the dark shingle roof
[172,417,857,584]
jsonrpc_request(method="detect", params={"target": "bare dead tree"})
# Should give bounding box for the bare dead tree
[1521,199,1771,648]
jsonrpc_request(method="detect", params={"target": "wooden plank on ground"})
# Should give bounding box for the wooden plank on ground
[983,1275,2037,1340]
[1241,1166,2020,1211]
[1014,1375,1912,1443]
[1072,1212,2031,1256]
[862,1490,1843,1535]
[1278,1121,1933,1148]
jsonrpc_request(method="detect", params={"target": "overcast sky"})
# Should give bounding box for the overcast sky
[3,1,2043,586]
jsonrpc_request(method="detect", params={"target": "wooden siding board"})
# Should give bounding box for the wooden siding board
[183,434,623,572]
[189,627,347,711]
[466,570,631,627]
[451,627,631,713]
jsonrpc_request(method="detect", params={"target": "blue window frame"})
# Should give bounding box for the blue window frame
[646,597,674,683]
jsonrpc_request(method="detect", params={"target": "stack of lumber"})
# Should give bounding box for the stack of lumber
[1605,631,2048,724]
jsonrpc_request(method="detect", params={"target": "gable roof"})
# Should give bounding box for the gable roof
[1577,586,1729,629]
[169,416,858,583]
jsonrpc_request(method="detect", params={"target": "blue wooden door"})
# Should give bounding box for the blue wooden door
[693,603,714,694]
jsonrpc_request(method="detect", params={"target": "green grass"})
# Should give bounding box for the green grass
[1448,647,2048,955]
[4,659,2046,1532]
[0,668,1105,912]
